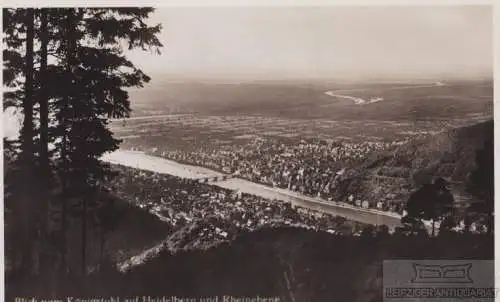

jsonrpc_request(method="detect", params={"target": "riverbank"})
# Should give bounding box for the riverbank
[101,150,403,228]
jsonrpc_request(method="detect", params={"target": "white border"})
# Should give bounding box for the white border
[0,1,497,300]
[0,0,495,7]
[493,0,499,294]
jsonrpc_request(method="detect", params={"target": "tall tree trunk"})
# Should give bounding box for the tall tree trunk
[464,214,472,234]
[60,8,77,274]
[19,8,36,276]
[21,10,35,157]
[431,219,435,237]
[63,7,82,275]
[38,7,51,274]
[39,8,49,182]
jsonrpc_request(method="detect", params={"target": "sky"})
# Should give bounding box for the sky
[126,6,493,80]
[2,5,494,139]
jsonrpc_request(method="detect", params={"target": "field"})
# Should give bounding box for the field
[127,79,492,119]
[114,79,492,152]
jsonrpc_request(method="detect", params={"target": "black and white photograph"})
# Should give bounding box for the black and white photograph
[2,3,495,302]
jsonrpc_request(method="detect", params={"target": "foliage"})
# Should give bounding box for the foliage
[5,228,493,301]
[3,7,162,277]
[403,179,455,235]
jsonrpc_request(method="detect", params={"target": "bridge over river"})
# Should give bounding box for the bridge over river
[101,150,403,229]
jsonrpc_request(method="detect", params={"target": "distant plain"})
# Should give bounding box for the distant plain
[113,79,493,152]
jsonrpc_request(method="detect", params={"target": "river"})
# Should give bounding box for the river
[101,150,403,229]
[324,82,447,105]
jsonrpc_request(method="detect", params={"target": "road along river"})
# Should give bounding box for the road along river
[101,150,403,229]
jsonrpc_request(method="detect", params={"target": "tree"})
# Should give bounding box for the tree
[376,225,390,238]
[438,216,457,236]
[3,7,163,276]
[3,9,27,109]
[3,8,27,275]
[360,224,376,238]
[36,7,52,274]
[21,7,35,181]
[4,7,67,276]
[403,183,434,235]
[467,136,494,234]
[49,8,162,275]
[3,8,39,276]
[403,178,454,236]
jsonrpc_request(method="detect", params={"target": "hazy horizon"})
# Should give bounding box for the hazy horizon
[127,6,493,82]
[3,6,494,139]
